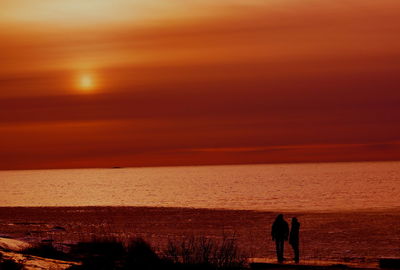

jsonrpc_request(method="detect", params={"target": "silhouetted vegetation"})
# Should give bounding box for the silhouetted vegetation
[165,236,247,269]
[14,234,248,270]
[22,241,72,261]
[125,238,161,269]
[0,253,23,270]
[68,238,127,270]
[65,236,247,270]
[66,237,163,270]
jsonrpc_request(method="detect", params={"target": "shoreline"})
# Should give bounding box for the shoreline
[0,206,399,264]
[0,236,387,270]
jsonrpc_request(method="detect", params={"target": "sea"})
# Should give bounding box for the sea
[0,161,399,264]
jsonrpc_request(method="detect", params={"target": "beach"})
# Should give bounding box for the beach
[1,206,399,265]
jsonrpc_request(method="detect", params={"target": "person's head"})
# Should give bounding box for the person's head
[276,214,284,220]
[291,217,298,223]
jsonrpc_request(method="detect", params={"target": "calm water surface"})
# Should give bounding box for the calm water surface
[1,161,400,263]
[0,161,399,210]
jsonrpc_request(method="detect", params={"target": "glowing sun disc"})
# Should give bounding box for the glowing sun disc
[78,74,95,91]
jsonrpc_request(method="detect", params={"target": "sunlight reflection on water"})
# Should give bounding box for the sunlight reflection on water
[1,161,399,211]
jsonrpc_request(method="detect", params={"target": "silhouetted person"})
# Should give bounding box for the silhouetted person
[289,217,300,263]
[271,214,289,263]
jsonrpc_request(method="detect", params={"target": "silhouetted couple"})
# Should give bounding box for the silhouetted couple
[271,214,300,263]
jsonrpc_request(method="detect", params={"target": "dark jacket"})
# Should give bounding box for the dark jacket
[271,215,289,241]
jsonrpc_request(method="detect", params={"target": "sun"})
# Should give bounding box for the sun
[77,73,96,92]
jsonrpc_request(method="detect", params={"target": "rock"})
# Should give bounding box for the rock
[0,237,31,252]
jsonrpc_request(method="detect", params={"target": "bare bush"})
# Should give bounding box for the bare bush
[164,235,248,269]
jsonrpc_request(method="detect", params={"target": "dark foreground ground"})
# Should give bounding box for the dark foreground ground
[0,207,399,266]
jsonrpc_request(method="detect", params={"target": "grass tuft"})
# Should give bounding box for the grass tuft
[19,235,247,270]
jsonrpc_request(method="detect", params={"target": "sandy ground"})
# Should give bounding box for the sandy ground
[0,236,380,270]
[0,237,79,270]
[0,206,399,266]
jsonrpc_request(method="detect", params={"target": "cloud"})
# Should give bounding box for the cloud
[1,0,400,168]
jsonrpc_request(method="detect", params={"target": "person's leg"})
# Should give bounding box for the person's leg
[277,240,284,262]
[294,243,299,263]
[275,241,281,262]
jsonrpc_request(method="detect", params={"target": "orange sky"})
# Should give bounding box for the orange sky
[1,0,400,169]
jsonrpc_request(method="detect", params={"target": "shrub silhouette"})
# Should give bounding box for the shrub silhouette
[65,236,247,270]
[22,241,71,261]
[125,238,160,270]
[69,238,126,270]
[164,236,247,269]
